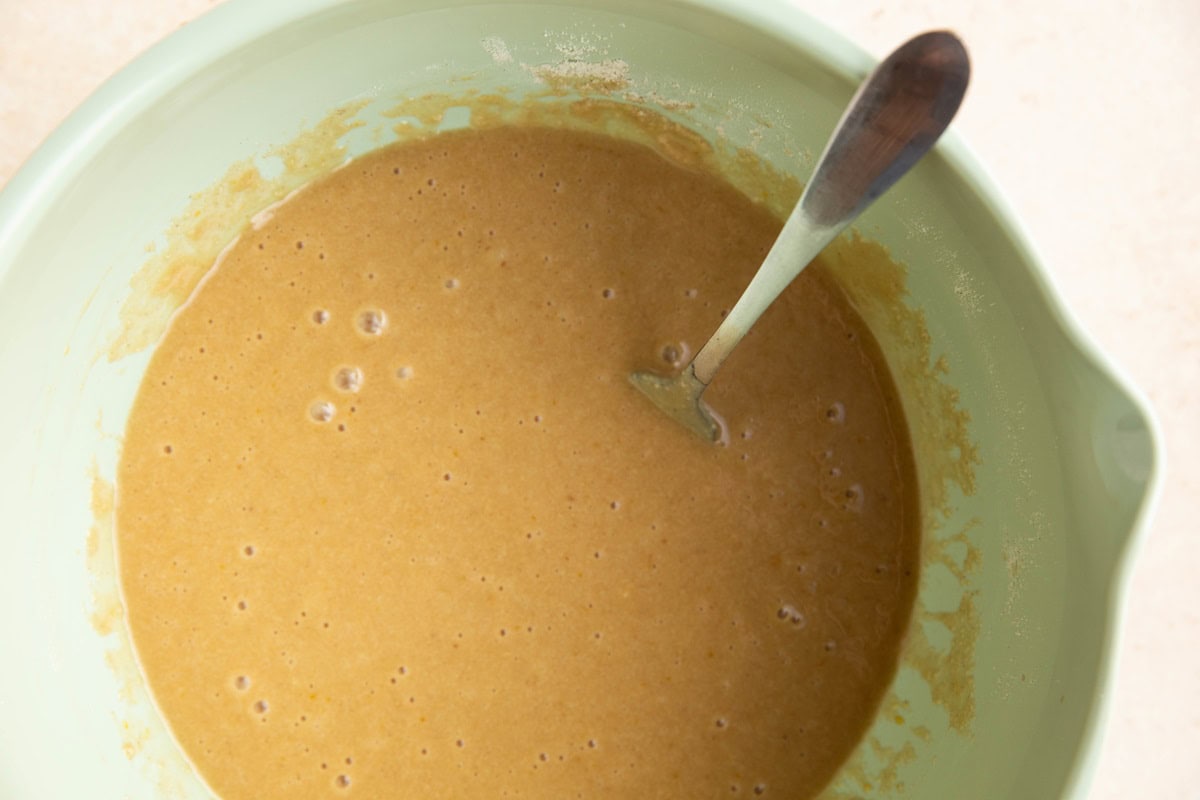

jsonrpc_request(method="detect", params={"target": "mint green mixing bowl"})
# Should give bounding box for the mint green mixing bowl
[0,1,1160,798]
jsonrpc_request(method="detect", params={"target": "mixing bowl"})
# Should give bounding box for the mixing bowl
[0,0,1161,797]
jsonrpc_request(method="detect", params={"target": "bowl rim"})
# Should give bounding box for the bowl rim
[937,120,1164,800]
[0,1,1165,798]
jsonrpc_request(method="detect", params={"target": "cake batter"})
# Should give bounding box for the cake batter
[116,125,919,798]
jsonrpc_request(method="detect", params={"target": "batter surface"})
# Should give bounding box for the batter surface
[116,126,919,799]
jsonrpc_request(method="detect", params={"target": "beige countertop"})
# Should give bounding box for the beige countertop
[2,0,1196,797]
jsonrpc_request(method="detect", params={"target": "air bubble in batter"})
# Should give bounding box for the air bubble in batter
[356,309,387,335]
[334,366,363,393]
[660,342,690,368]
[843,484,864,513]
[310,400,335,423]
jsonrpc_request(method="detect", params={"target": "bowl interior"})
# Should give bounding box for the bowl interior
[0,1,1158,798]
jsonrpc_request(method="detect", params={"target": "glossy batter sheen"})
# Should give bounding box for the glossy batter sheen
[116,126,919,799]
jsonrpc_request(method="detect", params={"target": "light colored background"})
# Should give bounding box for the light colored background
[1,0,1196,797]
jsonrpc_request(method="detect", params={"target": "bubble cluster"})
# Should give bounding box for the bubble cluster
[776,604,806,627]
